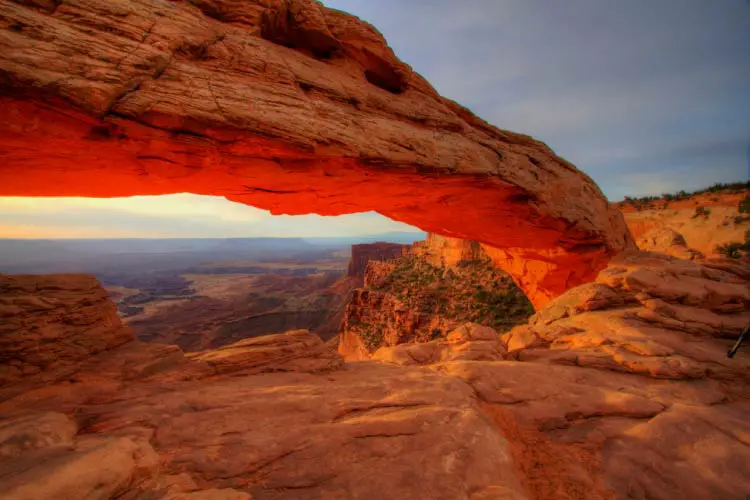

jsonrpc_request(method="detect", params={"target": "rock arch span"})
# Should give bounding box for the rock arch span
[0,0,634,308]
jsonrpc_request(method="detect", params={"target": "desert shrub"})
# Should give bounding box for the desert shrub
[359,327,384,351]
[739,196,750,214]
[692,206,711,219]
[623,181,750,207]
[715,242,745,259]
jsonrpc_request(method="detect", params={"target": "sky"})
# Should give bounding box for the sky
[0,196,419,238]
[1,0,748,238]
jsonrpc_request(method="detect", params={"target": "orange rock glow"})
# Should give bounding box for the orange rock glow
[0,0,635,308]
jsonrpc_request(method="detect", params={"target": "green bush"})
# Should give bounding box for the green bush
[692,206,711,219]
[715,242,745,259]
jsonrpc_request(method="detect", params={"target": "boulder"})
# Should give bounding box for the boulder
[636,227,704,260]
[0,274,134,386]
[188,329,343,375]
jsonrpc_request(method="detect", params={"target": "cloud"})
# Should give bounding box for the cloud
[0,195,266,223]
[324,0,750,198]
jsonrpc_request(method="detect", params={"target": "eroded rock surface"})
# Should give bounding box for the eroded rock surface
[372,322,507,366]
[1,269,750,499]
[635,227,704,260]
[0,274,133,386]
[346,241,407,282]
[0,0,634,306]
[513,251,750,380]
[0,336,528,500]
[188,329,343,375]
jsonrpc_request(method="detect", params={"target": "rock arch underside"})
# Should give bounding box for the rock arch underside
[0,0,634,308]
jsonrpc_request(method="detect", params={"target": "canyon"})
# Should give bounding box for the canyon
[1,0,749,498]
[1,250,749,499]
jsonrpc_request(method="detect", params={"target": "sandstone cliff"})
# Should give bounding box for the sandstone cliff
[338,236,534,360]
[346,241,407,282]
[411,232,486,267]
[618,187,749,258]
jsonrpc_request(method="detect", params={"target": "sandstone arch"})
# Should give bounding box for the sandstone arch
[0,0,634,308]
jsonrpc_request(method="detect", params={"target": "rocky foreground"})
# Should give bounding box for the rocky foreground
[1,251,749,500]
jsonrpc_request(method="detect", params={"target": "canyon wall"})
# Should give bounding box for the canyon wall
[339,235,533,360]
[411,233,486,267]
[346,242,408,281]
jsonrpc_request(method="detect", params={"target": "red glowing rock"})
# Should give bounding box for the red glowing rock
[0,0,634,308]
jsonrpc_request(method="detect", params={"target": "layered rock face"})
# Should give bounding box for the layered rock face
[505,251,750,379]
[412,233,486,268]
[346,241,407,281]
[0,274,133,386]
[339,241,534,360]
[619,190,749,257]
[0,0,634,307]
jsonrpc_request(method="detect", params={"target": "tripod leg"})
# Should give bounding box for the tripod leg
[728,324,750,359]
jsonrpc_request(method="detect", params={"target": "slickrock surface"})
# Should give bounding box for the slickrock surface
[346,242,407,281]
[339,245,532,360]
[188,329,343,375]
[619,190,749,257]
[635,227,704,260]
[1,270,750,499]
[0,274,133,386]
[0,0,634,306]
[0,337,529,500]
[512,251,750,380]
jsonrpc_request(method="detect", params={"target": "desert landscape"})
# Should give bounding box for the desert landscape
[1,0,749,499]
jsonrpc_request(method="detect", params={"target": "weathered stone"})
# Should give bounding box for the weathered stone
[373,323,506,365]
[187,329,343,375]
[636,227,704,260]
[520,252,750,381]
[0,412,76,458]
[0,435,160,500]
[0,274,134,386]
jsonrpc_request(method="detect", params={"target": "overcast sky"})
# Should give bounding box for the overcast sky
[1,1,748,238]
[323,0,749,199]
